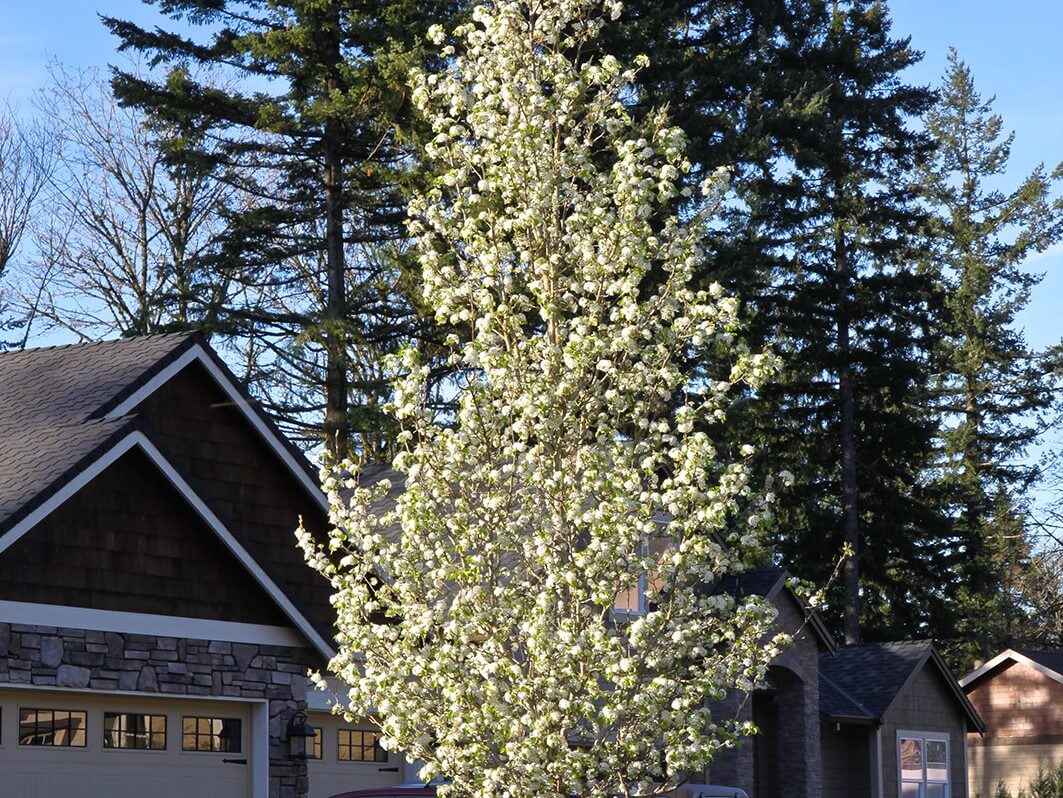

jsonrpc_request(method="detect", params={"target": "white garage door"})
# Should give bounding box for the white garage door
[307,712,408,798]
[0,689,252,798]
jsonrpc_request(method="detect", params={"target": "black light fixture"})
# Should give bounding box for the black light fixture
[287,710,316,760]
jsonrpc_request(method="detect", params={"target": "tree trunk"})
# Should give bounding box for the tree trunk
[323,116,349,457]
[836,227,861,645]
[323,18,349,458]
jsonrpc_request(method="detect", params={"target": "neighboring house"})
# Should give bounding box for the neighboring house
[961,648,1063,797]
[703,569,983,798]
[820,641,984,798]
[707,568,836,798]
[0,334,415,798]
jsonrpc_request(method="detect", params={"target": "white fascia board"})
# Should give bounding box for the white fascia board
[959,648,1063,688]
[0,600,304,647]
[131,432,335,661]
[0,430,335,662]
[103,344,328,513]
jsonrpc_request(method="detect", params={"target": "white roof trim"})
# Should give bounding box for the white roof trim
[0,430,335,661]
[959,648,1063,688]
[103,343,328,513]
[0,600,305,647]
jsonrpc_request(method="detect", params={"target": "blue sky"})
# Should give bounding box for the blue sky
[2,0,1061,349]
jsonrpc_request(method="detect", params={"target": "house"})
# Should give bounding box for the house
[702,573,983,798]
[705,568,836,798]
[0,333,987,798]
[820,641,985,798]
[961,648,1063,797]
[0,334,416,798]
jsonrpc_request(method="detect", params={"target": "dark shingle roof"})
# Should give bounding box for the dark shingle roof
[0,334,195,530]
[0,334,194,433]
[714,567,787,599]
[821,641,985,731]
[819,640,931,720]
[819,670,874,719]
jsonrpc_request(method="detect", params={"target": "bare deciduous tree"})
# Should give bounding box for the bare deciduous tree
[17,63,248,343]
[0,108,51,347]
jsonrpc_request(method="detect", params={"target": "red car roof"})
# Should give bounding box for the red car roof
[327,786,438,798]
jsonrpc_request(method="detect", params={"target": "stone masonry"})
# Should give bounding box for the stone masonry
[0,622,315,798]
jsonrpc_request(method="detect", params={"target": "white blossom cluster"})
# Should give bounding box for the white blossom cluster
[300,1,787,797]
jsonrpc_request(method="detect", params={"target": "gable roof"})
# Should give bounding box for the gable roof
[960,647,1063,689]
[0,334,334,660]
[0,333,325,533]
[820,640,984,732]
[713,567,837,653]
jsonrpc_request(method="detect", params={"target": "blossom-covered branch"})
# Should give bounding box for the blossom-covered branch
[301,1,787,796]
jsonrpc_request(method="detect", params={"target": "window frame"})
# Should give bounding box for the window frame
[17,707,89,748]
[181,715,243,754]
[103,711,168,752]
[337,728,388,763]
[897,729,950,798]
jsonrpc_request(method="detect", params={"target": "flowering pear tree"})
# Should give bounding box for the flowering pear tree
[301,1,788,796]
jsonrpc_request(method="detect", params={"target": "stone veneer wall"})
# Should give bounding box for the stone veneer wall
[0,622,315,798]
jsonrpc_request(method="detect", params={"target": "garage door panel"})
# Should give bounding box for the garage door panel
[308,712,408,798]
[0,689,251,798]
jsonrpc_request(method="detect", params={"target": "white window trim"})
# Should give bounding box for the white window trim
[611,572,647,618]
[896,729,950,798]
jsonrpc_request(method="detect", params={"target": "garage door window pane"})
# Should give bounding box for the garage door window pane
[337,729,387,762]
[182,716,241,753]
[104,712,167,750]
[19,708,87,747]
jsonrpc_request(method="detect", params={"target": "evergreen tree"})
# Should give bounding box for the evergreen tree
[602,0,957,644]
[921,50,1063,666]
[730,0,946,643]
[104,0,458,456]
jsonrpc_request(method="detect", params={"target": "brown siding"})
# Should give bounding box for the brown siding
[968,740,1063,798]
[133,362,334,638]
[965,660,1063,796]
[0,448,288,626]
[881,665,970,798]
[966,660,1063,740]
[821,723,872,798]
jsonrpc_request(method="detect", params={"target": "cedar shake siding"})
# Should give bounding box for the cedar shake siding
[880,665,970,798]
[0,448,288,627]
[132,361,334,640]
[966,658,1063,796]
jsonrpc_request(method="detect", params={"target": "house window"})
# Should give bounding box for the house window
[613,574,647,616]
[104,712,167,750]
[309,727,322,759]
[182,716,242,753]
[18,708,87,747]
[338,729,387,762]
[899,732,949,798]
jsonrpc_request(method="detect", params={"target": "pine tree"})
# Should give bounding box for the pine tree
[921,50,1063,666]
[104,0,458,457]
[730,0,947,643]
